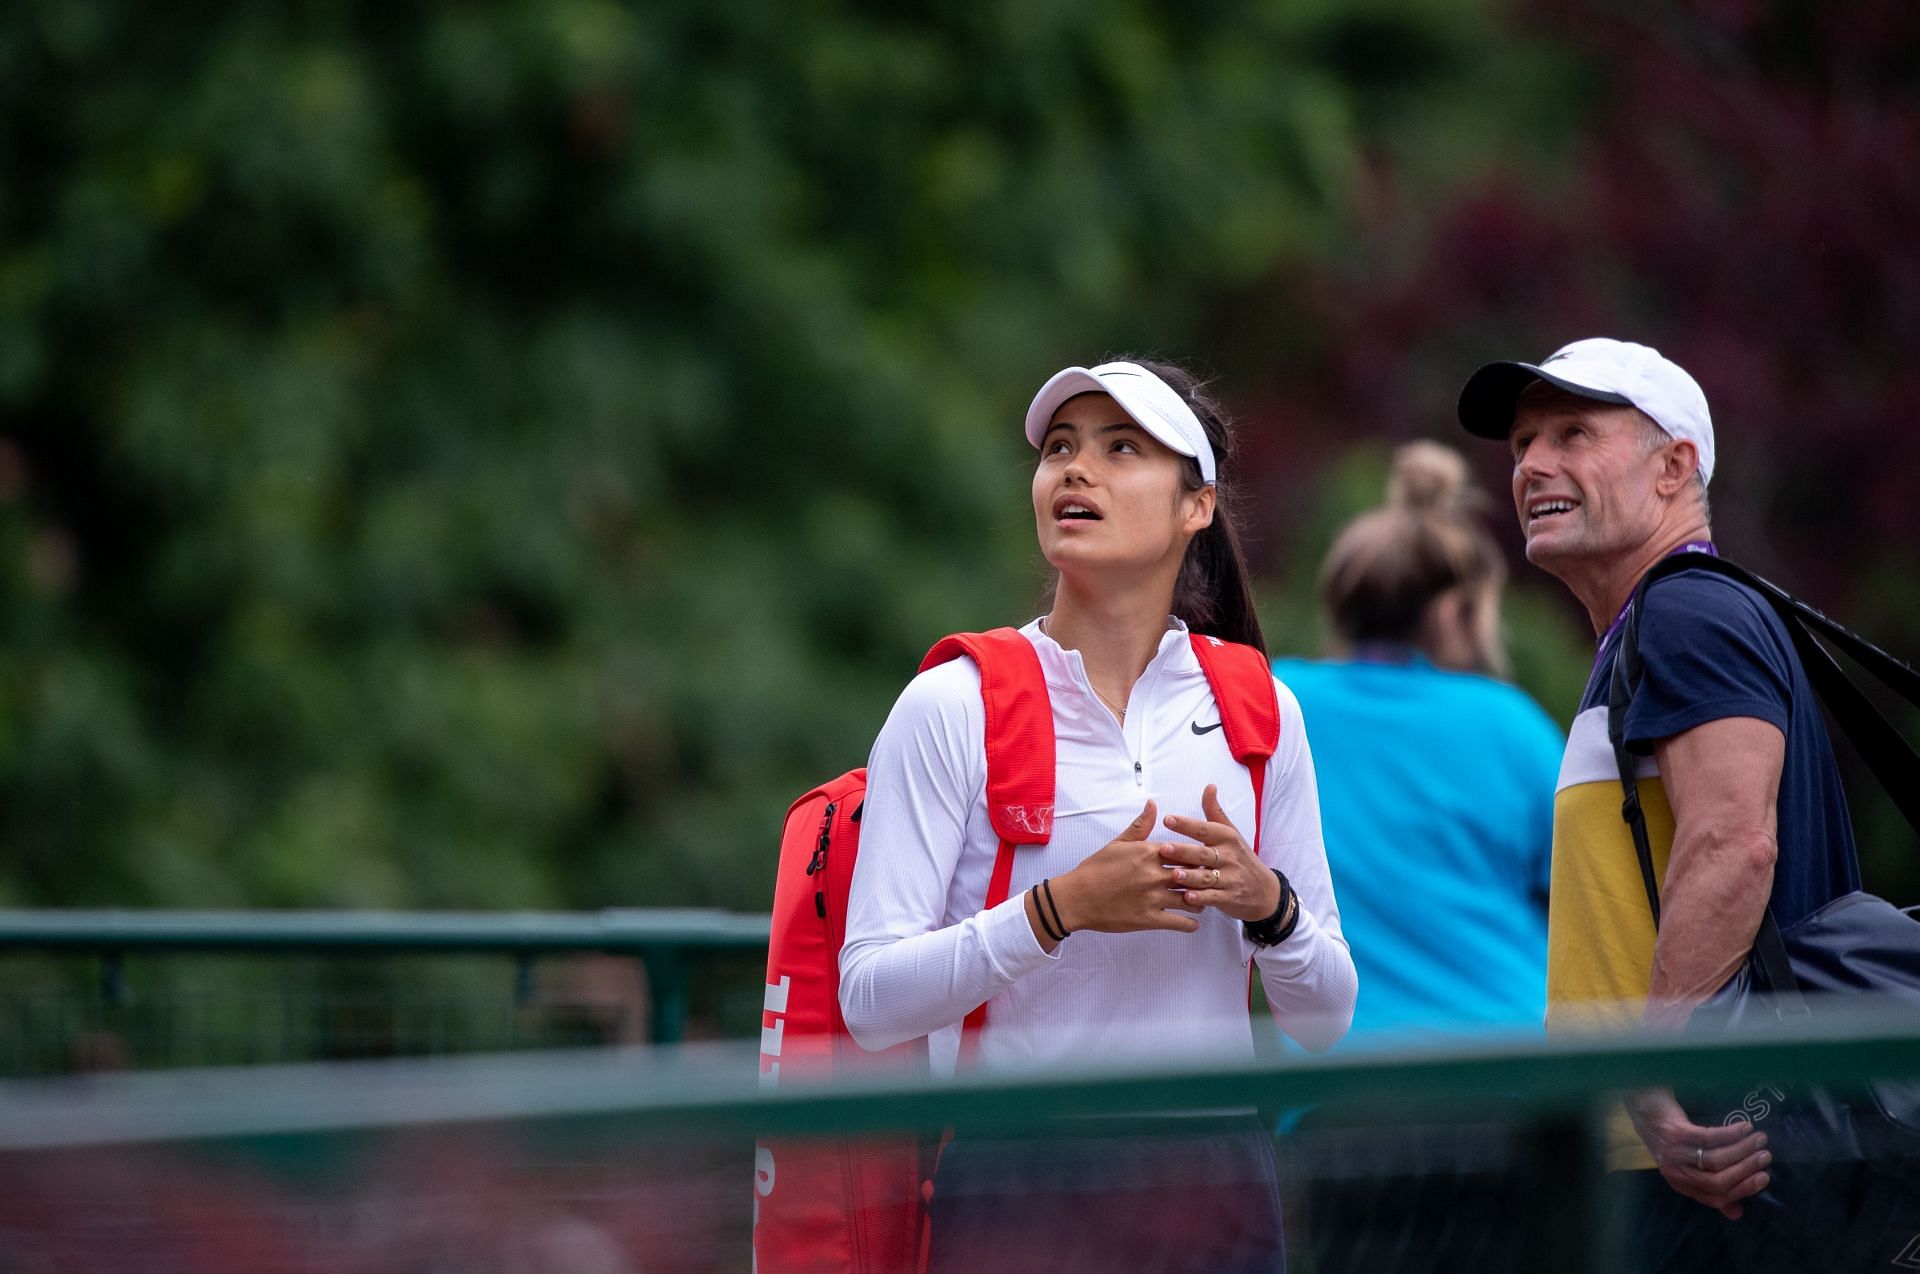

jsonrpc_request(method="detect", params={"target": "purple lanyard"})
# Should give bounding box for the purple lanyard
[1594,540,1718,670]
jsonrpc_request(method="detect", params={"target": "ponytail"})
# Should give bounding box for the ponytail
[1133,359,1268,657]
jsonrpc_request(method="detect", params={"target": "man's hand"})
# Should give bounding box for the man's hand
[1626,1087,1771,1219]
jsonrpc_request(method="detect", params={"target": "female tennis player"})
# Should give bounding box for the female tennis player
[839,358,1356,1273]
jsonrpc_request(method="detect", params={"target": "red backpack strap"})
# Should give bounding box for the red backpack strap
[1187,633,1281,852]
[920,629,1054,1056]
[919,630,1055,848]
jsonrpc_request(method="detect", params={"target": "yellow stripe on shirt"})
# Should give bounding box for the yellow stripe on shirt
[1548,706,1677,1171]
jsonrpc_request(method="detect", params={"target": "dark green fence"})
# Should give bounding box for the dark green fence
[10,1001,1918,1147]
[0,909,770,1075]
[0,1006,1915,1272]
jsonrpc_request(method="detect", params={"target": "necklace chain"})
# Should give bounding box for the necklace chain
[1037,615,1131,720]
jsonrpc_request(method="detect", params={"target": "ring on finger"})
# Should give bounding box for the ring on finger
[1694,1146,1705,1170]
[1209,846,1219,867]
[1209,867,1222,887]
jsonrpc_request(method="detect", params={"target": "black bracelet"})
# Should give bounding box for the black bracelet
[1030,883,1066,943]
[1029,885,1061,941]
[1242,869,1299,948]
[1040,877,1071,939]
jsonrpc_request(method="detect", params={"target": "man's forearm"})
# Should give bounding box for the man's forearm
[1644,821,1776,1028]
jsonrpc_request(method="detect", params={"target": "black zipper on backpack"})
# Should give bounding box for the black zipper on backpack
[808,801,835,919]
[806,802,834,875]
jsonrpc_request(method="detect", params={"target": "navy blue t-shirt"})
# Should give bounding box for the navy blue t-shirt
[1592,567,1861,925]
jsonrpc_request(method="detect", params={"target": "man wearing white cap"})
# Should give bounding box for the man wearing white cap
[1458,339,1860,1267]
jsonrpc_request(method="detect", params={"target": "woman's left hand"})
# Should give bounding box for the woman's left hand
[1160,784,1281,923]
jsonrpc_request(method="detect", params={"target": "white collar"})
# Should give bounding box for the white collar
[1020,615,1194,692]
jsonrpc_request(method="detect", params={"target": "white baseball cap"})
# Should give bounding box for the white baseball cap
[1458,337,1716,485]
[1025,361,1217,486]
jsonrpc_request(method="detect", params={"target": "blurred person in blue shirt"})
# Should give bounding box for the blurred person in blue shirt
[1277,442,1563,1274]
[1275,442,1562,1041]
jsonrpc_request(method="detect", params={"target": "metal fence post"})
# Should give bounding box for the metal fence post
[644,947,689,1044]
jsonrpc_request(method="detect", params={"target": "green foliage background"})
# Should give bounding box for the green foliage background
[2,0,1909,913]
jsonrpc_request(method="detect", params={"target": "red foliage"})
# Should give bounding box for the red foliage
[1249,0,1920,626]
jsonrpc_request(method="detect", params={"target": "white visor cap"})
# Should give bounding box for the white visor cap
[1459,337,1715,485]
[1024,361,1217,486]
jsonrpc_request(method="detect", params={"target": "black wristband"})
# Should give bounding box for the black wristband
[1241,869,1299,948]
[1040,877,1071,939]
[1030,883,1066,943]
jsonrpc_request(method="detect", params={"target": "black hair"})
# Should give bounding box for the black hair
[1133,359,1267,655]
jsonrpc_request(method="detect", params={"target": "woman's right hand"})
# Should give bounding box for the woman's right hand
[1036,801,1201,945]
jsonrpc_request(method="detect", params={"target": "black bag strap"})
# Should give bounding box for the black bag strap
[1630,555,1920,837]
[1606,628,1665,929]
[1606,553,1920,1011]
[1712,562,1920,705]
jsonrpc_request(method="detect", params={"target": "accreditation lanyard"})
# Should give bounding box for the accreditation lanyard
[1593,540,1719,676]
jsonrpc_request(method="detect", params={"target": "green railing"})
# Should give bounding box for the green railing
[0,1007,1914,1272]
[0,908,771,1073]
[6,1004,1918,1148]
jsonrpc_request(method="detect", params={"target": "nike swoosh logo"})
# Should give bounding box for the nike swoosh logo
[1191,720,1224,735]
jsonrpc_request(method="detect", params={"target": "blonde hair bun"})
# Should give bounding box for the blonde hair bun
[1387,441,1476,514]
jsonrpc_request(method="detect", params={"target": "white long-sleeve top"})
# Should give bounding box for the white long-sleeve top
[839,618,1356,1073]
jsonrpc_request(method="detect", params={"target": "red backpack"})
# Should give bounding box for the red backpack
[753,629,1280,1274]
